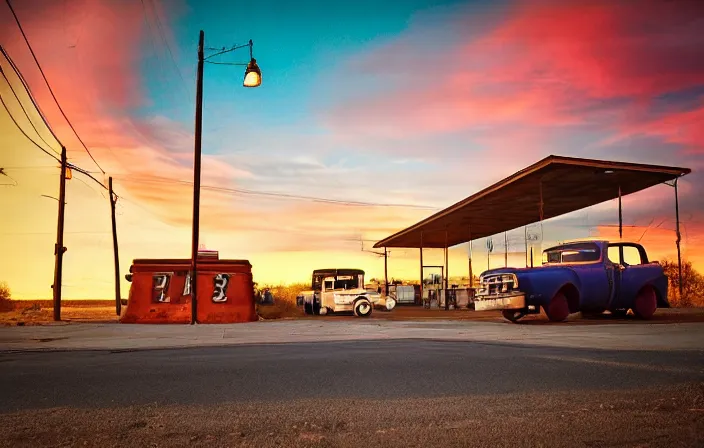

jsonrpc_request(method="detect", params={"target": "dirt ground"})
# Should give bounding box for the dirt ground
[3,299,704,326]
[2,383,702,448]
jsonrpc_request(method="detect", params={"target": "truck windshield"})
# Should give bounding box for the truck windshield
[542,243,601,264]
[334,275,359,290]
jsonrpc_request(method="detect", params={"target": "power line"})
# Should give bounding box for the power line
[0,167,18,186]
[67,163,110,193]
[5,0,106,174]
[138,0,189,109]
[145,0,191,98]
[118,174,439,209]
[0,62,60,155]
[1,41,112,197]
[0,45,59,145]
[0,88,60,163]
[71,174,107,200]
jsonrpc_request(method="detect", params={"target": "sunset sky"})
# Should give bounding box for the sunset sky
[1,0,703,300]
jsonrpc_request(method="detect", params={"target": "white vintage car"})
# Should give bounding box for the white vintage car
[298,269,396,317]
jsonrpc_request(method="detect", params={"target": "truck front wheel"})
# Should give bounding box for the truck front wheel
[353,298,373,317]
[502,309,525,323]
[545,292,570,322]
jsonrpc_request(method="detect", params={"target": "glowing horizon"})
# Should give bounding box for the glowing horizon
[1,0,702,300]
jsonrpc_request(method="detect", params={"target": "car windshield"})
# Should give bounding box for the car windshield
[542,243,601,264]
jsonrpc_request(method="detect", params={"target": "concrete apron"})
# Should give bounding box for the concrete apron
[1,320,703,352]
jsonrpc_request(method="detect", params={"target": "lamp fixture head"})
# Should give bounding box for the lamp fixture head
[243,58,261,87]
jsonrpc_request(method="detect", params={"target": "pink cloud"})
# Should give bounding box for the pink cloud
[322,0,704,148]
[471,0,704,99]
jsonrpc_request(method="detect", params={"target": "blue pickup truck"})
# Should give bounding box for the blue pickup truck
[474,240,669,323]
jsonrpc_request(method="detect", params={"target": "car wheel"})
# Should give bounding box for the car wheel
[633,286,657,320]
[502,309,525,323]
[353,298,372,317]
[304,303,313,315]
[545,292,570,322]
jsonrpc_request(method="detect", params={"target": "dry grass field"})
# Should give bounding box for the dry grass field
[2,280,704,326]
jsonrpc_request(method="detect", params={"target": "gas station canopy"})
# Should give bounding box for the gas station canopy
[374,155,691,249]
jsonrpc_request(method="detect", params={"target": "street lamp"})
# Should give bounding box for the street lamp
[191,30,262,324]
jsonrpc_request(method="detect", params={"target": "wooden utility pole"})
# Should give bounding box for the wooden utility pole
[52,146,67,321]
[191,30,206,325]
[504,231,508,267]
[109,177,121,316]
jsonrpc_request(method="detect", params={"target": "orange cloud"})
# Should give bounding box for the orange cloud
[596,223,704,273]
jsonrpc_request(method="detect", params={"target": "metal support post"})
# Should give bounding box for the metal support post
[384,247,388,296]
[444,230,449,290]
[468,226,473,287]
[524,226,528,267]
[674,178,683,298]
[618,185,623,239]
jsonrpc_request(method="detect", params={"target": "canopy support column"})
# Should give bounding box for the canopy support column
[674,178,683,299]
[384,247,388,297]
[618,185,623,239]
[618,185,625,265]
[468,225,473,287]
[444,230,449,290]
[419,231,424,304]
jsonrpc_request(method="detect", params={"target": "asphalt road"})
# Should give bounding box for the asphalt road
[1,340,703,447]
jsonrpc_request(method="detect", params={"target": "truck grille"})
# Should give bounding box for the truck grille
[478,274,518,296]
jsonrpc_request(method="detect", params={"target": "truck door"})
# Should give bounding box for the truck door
[320,276,335,311]
[611,243,649,309]
[606,244,627,310]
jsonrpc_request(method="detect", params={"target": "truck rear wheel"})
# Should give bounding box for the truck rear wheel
[633,286,657,320]
[304,303,313,315]
[545,292,569,322]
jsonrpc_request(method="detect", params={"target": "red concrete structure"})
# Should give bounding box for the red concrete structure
[120,257,256,324]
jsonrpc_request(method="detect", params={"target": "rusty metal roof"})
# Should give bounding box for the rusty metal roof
[373,155,691,249]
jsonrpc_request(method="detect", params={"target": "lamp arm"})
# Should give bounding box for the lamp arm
[204,61,248,66]
[203,40,253,61]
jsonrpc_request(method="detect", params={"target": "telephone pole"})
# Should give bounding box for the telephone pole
[52,146,67,321]
[109,177,121,316]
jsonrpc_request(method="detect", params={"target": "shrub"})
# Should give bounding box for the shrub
[0,281,12,312]
[255,282,309,319]
[660,259,704,307]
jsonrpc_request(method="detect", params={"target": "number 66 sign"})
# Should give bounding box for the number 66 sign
[212,273,231,303]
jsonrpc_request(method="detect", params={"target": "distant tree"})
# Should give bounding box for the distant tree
[0,281,12,312]
[660,259,704,307]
